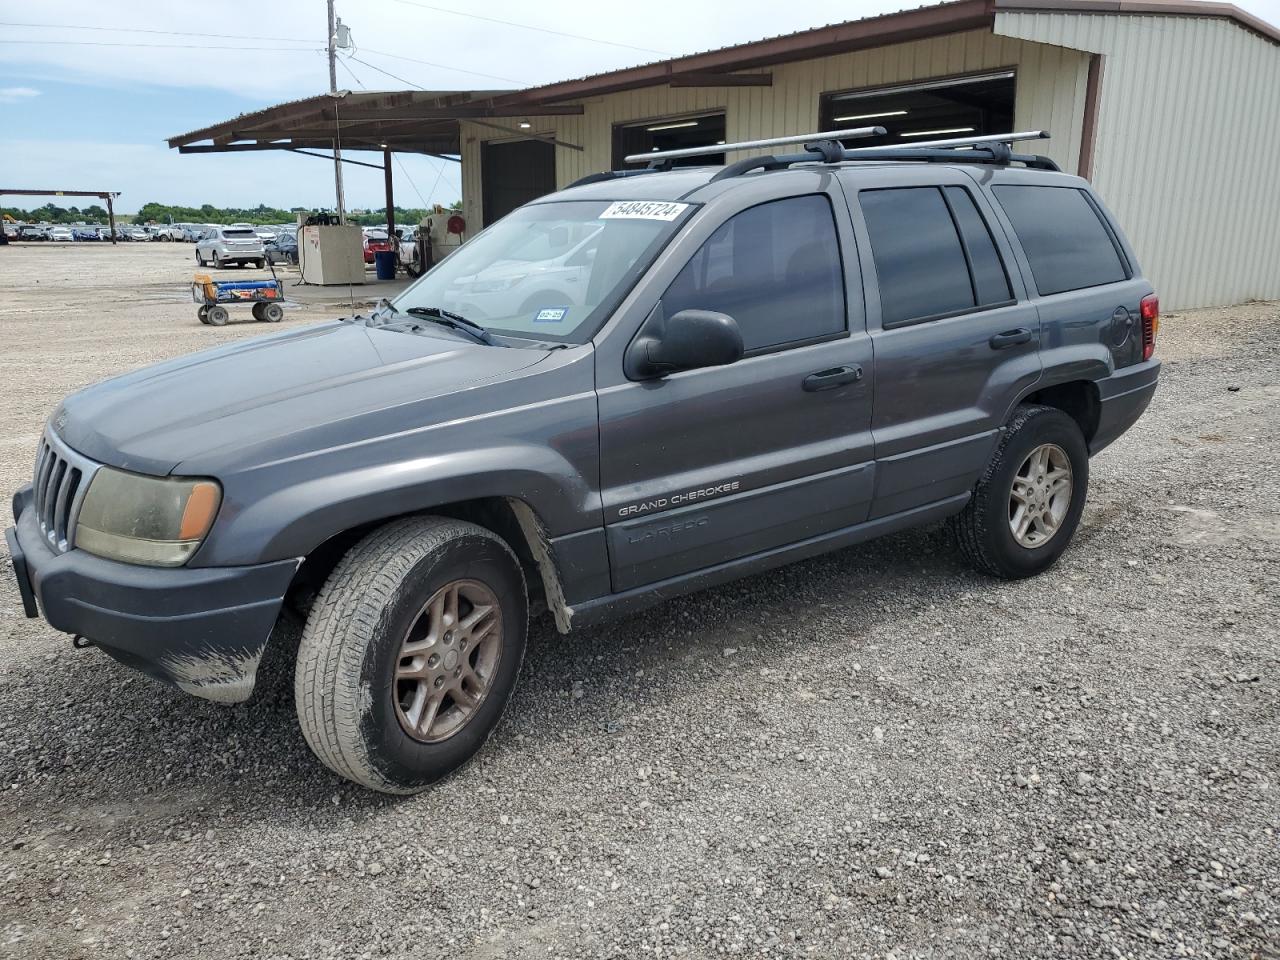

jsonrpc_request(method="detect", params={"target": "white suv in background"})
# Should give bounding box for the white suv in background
[195,226,266,269]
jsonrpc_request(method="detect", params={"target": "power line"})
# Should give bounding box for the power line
[0,20,316,43]
[355,48,524,85]
[0,38,319,52]
[338,55,453,208]
[387,0,668,55]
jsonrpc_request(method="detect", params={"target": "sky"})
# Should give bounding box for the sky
[4,0,1280,214]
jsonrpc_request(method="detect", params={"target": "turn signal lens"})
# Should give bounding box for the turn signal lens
[1140,293,1159,361]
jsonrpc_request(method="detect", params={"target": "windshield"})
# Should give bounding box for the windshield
[390,199,692,343]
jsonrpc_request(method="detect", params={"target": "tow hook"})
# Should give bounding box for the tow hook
[71,635,95,650]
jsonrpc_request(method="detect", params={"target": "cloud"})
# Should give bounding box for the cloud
[0,86,41,103]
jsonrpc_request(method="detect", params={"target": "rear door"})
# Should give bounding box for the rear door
[984,174,1148,378]
[594,173,875,593]
[837,167,1042,519]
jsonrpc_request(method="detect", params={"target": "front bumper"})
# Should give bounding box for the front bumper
[8,486,299,703]
[1091,357,1161,455]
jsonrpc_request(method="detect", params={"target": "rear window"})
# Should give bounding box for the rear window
[993,185,1128,295]
[858,186,1011,326]
[223,229,256,238]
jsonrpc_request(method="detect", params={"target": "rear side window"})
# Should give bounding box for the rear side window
[993,185,1127,295]
[662,194,846,352]
[859,186,1011,326]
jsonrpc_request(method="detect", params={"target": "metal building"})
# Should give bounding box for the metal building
[171,0,1280,308]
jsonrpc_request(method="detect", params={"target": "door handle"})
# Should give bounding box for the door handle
[803,364,863,391]
[989,328,1034,350]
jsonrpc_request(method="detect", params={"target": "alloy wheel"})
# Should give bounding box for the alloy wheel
[1008,443,1073,548]
[394,579,503,743]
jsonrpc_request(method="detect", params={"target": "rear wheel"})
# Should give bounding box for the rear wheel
[262,302,283,323]
[206,305,229,326]
[255,258,266,269]
[295,517,527,794]
[952,404,1088,579]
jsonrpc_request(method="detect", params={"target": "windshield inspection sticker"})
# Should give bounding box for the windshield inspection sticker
[534,307,569,323]
[599,200,689,221]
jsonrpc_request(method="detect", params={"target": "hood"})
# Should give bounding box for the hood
[55,321,547,476]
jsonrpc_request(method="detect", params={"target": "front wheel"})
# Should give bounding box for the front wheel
[951,404,1088,579]
[295,517,527,794]
[205,305,228,326]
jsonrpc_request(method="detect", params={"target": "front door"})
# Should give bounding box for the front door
[595,177,875,593]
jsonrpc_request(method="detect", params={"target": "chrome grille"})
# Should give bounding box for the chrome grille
[32,429,100,553]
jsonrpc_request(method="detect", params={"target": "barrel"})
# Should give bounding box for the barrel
[374,250,396,280]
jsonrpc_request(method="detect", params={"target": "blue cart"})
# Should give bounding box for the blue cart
[192,274,285,326]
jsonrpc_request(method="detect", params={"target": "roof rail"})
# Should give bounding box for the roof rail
[572,129,1058,191]
[622,126,885,165]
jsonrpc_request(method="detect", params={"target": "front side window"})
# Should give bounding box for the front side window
[661,194,846,352]
[993,185,1128,295]
[392,200,690,343]
[859,185,1012,326]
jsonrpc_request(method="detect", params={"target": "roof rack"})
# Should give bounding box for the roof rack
[588,129,1057,185]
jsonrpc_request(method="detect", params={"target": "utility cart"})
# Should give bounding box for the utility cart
[192,274,285,326]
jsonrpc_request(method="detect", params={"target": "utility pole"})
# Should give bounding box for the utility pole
[326,0,347,223]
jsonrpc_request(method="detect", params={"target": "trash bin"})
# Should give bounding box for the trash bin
[374,250,396,280]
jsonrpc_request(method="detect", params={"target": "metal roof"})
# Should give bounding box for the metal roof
[168,0,1277,155]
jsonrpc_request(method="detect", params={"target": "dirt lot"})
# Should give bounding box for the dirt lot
[0,242,1277,959]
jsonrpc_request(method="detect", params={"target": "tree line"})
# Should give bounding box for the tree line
[3,201,462,226]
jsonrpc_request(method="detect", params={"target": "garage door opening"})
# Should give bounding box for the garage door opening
[612,112,727,169]
[820,70,1015,148]
[482,139,556,225]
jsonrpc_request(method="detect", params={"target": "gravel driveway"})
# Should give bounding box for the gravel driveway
[1,244,1276,959]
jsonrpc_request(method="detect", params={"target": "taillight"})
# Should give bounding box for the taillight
[1140,293,1159,361]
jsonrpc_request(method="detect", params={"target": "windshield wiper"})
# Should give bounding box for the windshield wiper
[404,306,497,346]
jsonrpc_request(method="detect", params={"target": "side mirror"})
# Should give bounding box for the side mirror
[626,307,745,380]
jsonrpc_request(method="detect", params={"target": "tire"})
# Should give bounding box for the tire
[196,251,205,266]
[262,302,283,323]
[251,302,266,321]
[295,517,527,794]
[197,306,209,324]
[255,259,266,269]
[951,404,1089,580]
[206,305,229,326]
[212,253,222,269]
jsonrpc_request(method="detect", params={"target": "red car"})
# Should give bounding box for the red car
[362,229,393,264]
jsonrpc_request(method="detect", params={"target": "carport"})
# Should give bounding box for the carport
[167,89,585,238]
[1,188,121,242]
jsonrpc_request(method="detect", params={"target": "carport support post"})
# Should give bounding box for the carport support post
[383,148,395,245]
[105,194,117,245]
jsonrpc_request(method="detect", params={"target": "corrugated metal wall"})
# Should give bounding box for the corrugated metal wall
[997,11,1280,308]
[460,28,1090,233]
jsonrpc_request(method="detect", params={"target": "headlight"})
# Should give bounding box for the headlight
[75,468,221,567]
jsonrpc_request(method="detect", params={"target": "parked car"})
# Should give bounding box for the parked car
[128,227,150,242]
[195,226,266,268]
[6,131,1161,794]
[265,233,298,265]
[153,224,185,241]
[17,225,47,241]
[72,228,100,242]
[362,228,393,264]
[47,226,74,242]
[253,226,278,244]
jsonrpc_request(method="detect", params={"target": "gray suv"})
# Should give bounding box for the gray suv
[6,131,1160,794]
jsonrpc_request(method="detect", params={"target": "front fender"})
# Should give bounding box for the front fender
[191,442,601,566]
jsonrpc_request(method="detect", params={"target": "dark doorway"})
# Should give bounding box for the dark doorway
[819,70,1016,148]
[481,139,556,225]
[612,112,727,169]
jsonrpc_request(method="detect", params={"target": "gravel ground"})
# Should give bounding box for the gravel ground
[0,243,1277,959]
